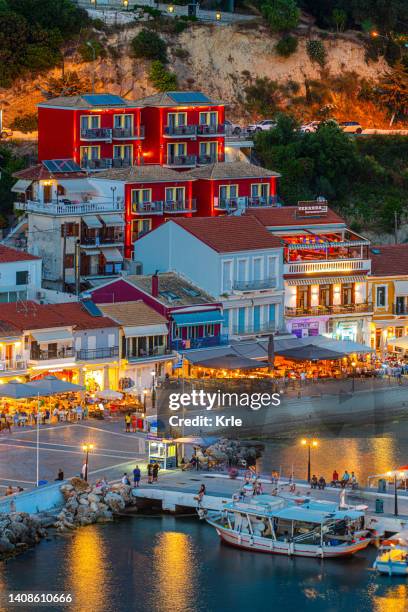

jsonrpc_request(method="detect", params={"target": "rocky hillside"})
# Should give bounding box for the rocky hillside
[1,21,389,126]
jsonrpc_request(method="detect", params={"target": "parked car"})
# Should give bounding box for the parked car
[339,121,363,134]
[224,119,242,135]
[247,119,277,133]
[299,121,321,133]
[0,127,12,139]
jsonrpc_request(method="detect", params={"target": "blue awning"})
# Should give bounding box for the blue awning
[172,310,223,327]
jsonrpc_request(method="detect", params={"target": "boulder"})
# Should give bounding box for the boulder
[87,493,101,503]
[0,537,15,553]
[105,492,125,513]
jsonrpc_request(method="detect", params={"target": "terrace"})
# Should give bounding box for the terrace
[15,199,124,215]
[285,303,374,317]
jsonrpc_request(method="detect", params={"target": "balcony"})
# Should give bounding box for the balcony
[197,124,225,136]
[284,303,374,317]
[284,259,371,275]
[164,155,197,168]
[112,126,145,139]
[80,127,112,141]
[164,125,196,137]
[15,199,124,216]
[81,157,113,171]
[393,304,408,315]
[214,196,277,211]
[164,199,197,213]
[231,322,277,336]
[126,347,173,362]
[233,278,277,291]
[247,196,278,208]
[81,235,124,248]
[133,201,164,215]
[198,155,218,165]
[30,347,75,361]
[171,335,229,351]
[76,347,119,361]
[0,360,27,373]
[215,198,239,211]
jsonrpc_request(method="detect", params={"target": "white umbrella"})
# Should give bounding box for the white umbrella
[96,389,123,400]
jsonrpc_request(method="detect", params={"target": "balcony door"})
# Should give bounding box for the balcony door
[342,283,354,306]
[132,189,152,212]
[167,143,186,159]
[168,113,186,128]
[251,183,269,201]
[114,114,132,129]
[219,184,237,204]
[199,112,217,126]
[319,284,332,307]
[199,141,218,160]
[81,115,100,131]
[297,286,309,310]
[238,308,245,334]
[165,187,185,204]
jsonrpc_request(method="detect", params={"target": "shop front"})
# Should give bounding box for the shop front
[286,317,328,339]
[327,317,371,345]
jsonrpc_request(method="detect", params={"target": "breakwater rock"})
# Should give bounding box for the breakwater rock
[0,511,55,559]
[55,477,136,531]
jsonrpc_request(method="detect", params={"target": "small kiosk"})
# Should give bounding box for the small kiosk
[147,436,177,469]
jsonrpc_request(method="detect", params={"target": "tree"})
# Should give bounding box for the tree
[244,77,282,116]
[131,29,168,63]
[377,62,408,125]
[332,8,347,32]
[306,39,327,67]
[149,61,178,92]
[261,0,300,33]
[275,35,298,57]
[41,71,92,98]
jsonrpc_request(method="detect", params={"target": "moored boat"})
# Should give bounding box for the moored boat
[374,531,408,576]
[205,495,371,558]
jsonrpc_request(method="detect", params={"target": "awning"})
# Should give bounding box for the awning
[192,353,267,370]
[123,324,168,337]
[286,276,367,286]
[58,179,99,195]
[173,310,223,327]
[99,214,125,227]
[83,249,100,256]
[83,215,102,229]
[101,247,123,263]
[11,179,32,193]
[31,330,73,343]
[275,344,345,361]
[395,281,408,296]
[387,336,408,349]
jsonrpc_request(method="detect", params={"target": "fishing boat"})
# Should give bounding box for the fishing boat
[373,531,408,576]
[205,495,371,558]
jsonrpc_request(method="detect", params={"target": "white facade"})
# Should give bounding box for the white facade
[0,254,42,303]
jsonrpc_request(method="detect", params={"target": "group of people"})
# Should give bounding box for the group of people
[124,413,144,433]
[331,469,358,489]
[119,463,161,488]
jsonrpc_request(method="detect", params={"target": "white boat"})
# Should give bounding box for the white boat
[205,495,371,558]
[374,531,408,575]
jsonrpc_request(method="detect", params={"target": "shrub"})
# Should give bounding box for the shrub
[78,40,106,62]
[131,29,167,63]
[275,34,298,57]
[306,39,327,67]
[173,47,189,60]
[244,76,282,116]
[261,0,300,33]
[149,60,178,91]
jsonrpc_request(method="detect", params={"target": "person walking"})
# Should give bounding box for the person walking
[125,413,131,433]
[131,413,137,433]
[76,405,83,422]
[133,465,141,487]
[147,463,153,484]
[152,462,160,483]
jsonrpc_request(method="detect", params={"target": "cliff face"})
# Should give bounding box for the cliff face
[0,22,388,125]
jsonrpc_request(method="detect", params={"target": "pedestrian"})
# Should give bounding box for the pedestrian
[332,469,339,485]
[13,412,19,428]
[318,476,326,490]
[311,474,318,489]
[5,485,14,496]
[125,413,131,433]
[133,465,141,487]
[55,468,64,481]
[76,405,83,422]
[147,463,153,484]
[194,484,206,505]
[341,470,350,488]
[131,413,137,433]
[122,473,131,486]
[152,462,159,482]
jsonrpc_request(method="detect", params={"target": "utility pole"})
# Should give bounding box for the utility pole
[74,239,81,296]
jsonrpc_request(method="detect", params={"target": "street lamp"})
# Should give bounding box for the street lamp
[143,388,148,410]
[82,443,94,481]
[86,41,96,94]
[215,11,222,21]
[123,0,129,8]
[301,438,318,483]
[168,4,174,12]
[351,360,356,393]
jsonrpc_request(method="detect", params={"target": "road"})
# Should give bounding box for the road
[0,419,147,492]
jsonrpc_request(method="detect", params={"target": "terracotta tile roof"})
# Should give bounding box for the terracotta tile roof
[172,216,283,252]
[13,164,86,181]
[93,164,192,183]
[126,272,217,306]
[0,301,118,333]
[99,301,167,326]
[185,161,280,180]
[370,244,408,277]
[0,245,39,263]
[134,91,221,107]
[246,206,345,227]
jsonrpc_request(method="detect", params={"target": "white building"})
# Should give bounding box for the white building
[0,244,42,303]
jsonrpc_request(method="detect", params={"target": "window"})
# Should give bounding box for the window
[297,286,309,309]
[80,115,100,131]
[253,257,263,281]
[165,187,185,203]
[80,146,100,163]
[16,271,29,285]
[219,184,238,202]
[167,113,187,127]
[87,335,96,350]
[61,223,79,237]
[222,260,232,292]
[319,284,332,307]
[267,256,277,279]
[199,112,218,126]
[64,254,75,268]
[251,183,270,199]
[132,219,151,242]
[237,259,247,282]
[342,283,354,306]
[132,189,152,212]
[167,143,187,159]
[113,145,132,161]
[114,114,133,129]
[223,309,230,332]
[376,286,386,307]
[199,141,218,159]
[253,305,260,332]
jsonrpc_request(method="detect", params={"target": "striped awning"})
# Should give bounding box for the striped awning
[286,275,367,286]
[83,215,102,229]
[99,214,125,227]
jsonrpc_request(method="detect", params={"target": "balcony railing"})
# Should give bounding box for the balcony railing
[232,278,277,291]
[112,126,145,139]
[215,198,239,211]
[15,199,124,215]
[198,155,218,165]
[171,335,229,351]
[164,199,197,213]
[214,196,278,211]
[81,235,124,246]
[247,196,278,208]
[0,360,27,372]
[30,347,75,361]
[285,303,374,317]
[164,155,197,167]
[393,304,408,315]
[81,158,113,170]
[80,127,112,140]
[197,124,225,136]
[284,259,371,275]
[164,125,197,137]
[133,201,164,215]
[76,347,119,361]
[126,347,172,361]
[231,322,277,336]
